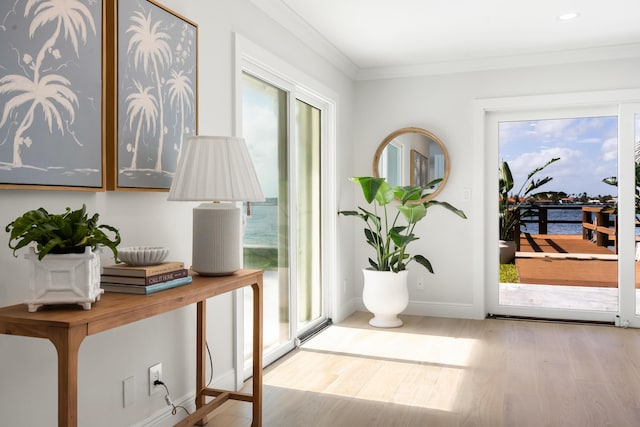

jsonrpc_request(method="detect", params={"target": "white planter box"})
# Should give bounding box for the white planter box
[24,247,103,312]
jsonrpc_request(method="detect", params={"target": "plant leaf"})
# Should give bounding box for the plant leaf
[398,204,427,223]
[351,176,384,204]
[414,255,434,274]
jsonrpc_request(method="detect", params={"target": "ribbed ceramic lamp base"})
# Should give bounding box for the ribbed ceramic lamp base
[192,203,242,276]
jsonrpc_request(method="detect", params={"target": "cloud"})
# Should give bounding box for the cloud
[500,116,617,148]
[601,137,617,162]
[500,116,619,195]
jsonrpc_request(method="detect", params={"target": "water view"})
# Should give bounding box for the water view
[518,204,610,235]
[243,198,278,247]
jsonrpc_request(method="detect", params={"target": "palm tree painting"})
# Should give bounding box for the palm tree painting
[117,0,197,189]
[0,0,103,188]
[126,80,158,169]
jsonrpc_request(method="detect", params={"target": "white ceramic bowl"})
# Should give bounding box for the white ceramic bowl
[118,246,169,266]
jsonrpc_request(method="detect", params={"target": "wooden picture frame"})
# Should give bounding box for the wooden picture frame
[0,0,106,191]
[107,0,198,191]
[410,149,430,187]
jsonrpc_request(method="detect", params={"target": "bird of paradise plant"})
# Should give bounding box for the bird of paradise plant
[499,157,559,241]
[339,177,467,273]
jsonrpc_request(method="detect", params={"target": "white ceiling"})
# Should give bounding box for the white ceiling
[255,0,640,79]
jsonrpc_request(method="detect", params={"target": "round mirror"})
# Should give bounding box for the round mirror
[373,127,450,201]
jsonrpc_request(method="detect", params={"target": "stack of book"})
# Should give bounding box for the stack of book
[100,261,191,294]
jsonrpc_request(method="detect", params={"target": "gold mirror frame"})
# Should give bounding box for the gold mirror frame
[373,127,450,202]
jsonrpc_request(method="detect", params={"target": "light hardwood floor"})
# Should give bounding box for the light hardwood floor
[207,311,640,427]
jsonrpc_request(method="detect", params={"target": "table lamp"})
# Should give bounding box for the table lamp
[168,135,264,275]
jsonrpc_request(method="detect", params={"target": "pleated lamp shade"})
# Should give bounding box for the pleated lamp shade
[168,136,264,202]
[168,136,264,276]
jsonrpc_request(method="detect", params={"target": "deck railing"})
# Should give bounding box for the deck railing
[518,204,617,250]
[518,204,591,235]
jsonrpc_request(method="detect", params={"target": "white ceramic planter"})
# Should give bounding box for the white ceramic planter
[24,247,103,312]
[362,269,409,328]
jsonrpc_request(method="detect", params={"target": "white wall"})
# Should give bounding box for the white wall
[0,1,355,425]
[350,57,640,318]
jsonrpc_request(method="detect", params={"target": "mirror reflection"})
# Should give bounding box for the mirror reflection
[373,127,450,201]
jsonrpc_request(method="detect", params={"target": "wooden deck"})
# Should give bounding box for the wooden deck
[518,233,614,255]
[514,234,640,288]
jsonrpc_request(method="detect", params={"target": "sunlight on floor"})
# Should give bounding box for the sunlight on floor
[301,325,476,367]
[261,323,478,412]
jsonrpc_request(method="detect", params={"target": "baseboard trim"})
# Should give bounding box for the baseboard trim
[353,298,483,320]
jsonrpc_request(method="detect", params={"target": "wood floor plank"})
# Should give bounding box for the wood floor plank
[204,313,640,427]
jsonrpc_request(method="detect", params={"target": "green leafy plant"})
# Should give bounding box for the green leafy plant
[602,161,640,217]
[499,158,559,241]
[499,263,519,283]
[6,204,121,261]
[339,176,466,273]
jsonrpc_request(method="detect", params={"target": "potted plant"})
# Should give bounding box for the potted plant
[339,176,466,327]
[6,204,121,311]
[499,157,559,264]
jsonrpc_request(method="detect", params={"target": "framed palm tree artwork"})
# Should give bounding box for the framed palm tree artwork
[109,0,197,191]
[0,0,106,190]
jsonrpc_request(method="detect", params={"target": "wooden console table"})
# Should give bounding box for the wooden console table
[0,269,263,427]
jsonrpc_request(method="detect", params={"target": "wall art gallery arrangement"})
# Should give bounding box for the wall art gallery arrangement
[0,0,197,191]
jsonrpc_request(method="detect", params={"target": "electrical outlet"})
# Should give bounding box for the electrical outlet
[149,363,162,395]
[416,278,425,290]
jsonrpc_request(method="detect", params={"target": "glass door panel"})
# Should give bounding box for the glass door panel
[241,72,291,365]
[295,99,322,328]
[614,103,640,326]
[495,113,620,320]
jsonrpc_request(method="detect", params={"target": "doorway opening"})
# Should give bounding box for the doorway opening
[498,115,620,312]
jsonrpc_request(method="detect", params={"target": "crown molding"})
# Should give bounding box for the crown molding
[357,43,640,81]
[250,0,359,79]
[250,1,640,83]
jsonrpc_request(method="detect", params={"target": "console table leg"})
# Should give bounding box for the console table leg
[252,279,263,427]
[196,300,207,426]
[48,326,85,427]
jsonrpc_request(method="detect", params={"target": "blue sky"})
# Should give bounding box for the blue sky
[242,74,283,198]
[499,116,619,197]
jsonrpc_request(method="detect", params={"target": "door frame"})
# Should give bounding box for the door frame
[233,33,338,387]
[473,89,640,323]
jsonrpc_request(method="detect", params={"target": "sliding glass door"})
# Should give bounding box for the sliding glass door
[240,70,327,374]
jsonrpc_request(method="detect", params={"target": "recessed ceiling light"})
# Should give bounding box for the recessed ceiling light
[558,12,580,21]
